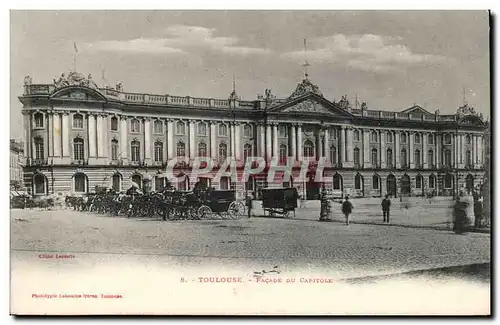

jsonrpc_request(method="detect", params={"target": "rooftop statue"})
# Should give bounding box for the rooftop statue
[264,88,276,108]
[23,75,33,86]
[361,102,368,110]
[53,71,98,89]
[116,82,123,92]
[457,103,480,119]
[338,95,350,110]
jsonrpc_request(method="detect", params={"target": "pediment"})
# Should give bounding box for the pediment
[401,105,433,115]
[269,94,353,117]
[50,86,107,102]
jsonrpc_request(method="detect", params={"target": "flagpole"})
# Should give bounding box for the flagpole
[73,42,78,73]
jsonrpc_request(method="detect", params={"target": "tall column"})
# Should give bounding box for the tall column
[23,113,31,160]
[345,127,353,167]
[53,113,61,157]
[478,135,483,166]
[272,123,279,159]
[102,115,108,158]
[460,134,464,164]
[297,124,303,161]
[188,120,195,160]
[323,128,329,159]
[363,129,370,167]
[144,118,151,161]
[423,132,428,169]
[229,122,235,158]
[290,124,296,160]
[47,113,53,157]
[451,133,456,168]
[409,132,414,168]
[395,131,401,168]
[258,123,265,158]
[265,124,272,162]
[120,117,128,162]
[474,134,479,165]
[340,126,346,165]
[380,130,386,168]
[167,119,174,159]
[210,122,217,160]
[435,134,441,168]
[96,115,104,158]
[235,123,241,161]
[61,113,70,158]
[88,114,97,160]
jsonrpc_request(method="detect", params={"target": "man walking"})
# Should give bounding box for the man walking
[342,195,353,226]
[381,194,391,223]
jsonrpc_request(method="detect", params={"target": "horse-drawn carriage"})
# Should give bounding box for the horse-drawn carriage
[197,189,246,219]
[262,187,298,218]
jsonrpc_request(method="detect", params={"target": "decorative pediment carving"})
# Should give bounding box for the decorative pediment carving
[53,72,98,89]
[288,78,323,100]
[281,99,333,114]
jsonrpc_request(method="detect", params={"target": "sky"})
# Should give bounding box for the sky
[10,10,490,141]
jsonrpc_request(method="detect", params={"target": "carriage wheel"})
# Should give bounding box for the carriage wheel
[228,201,246,219]
[283,210,291,218]
[198,205,212,219]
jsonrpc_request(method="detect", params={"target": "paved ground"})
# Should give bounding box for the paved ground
[10,208,491,315]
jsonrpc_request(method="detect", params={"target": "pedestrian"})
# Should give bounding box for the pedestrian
[246,193,253,218]
[381,194,391,223]
[341,195,353,226]
[474,193,483,228]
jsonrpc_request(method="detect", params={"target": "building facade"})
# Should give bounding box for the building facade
[10,139,24,187]
[19,72,487,199]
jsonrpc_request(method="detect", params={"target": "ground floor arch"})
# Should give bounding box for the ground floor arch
[466,174,474,194]
[72,173,88,193]
[386,174,397,197]
[33,173,48,195]
[400,174,411,195]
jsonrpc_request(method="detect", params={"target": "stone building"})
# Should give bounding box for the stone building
[19,71,487,199]
[10,139,24,188]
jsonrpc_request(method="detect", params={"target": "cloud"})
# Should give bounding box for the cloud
[83,25,272,56]
[281,34,448,72]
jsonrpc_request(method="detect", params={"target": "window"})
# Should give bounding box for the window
[353,148,360,165]
[466,134,471,145]
[444,149,451,167]
[372,175,380,190]
[428,150,434,166]
[386,132,393,143]
[131,119,140,133]
[330,146,337,164]
[414,149,421,166]
[333,174,342,190]
[132,175,142,189]
[131,140,140,162]
[111,139,119,160]
[111,117,118,131]
[444,174,453,189]
[386,149,393,167]
[153,120,163,134]
[34,174,46,194]
[278,125,287,137]
[243,124,252,138]
[154,141,163,162]
[355,174,363,190]
[176,121,185,135]
[371,131,378,143]
[244,144,252,160]
[74,173,86,193]
[303,140,314,157]
[219,143,227,161]
[371,148,378,166]
[279,144,287,163]
[466,150,472,166]
[34,137,44,159]
[416,175,423,188]
[198,143,207,157]
[176,141,185,157]
[218,124,228,136]
[401,133,407,144]
[112,174,121,192]
[34,113,44,128]
[428,134,434,145]
[401,149,407,166]
[414,134,421,144]
[220,176,230,190]
[354,130,360,141]
[429,175,436,188]
[73,114,84,129]
[197,122,207,136]
[73,138,84,161]
[155,177,164,191]
[444,134,452,145]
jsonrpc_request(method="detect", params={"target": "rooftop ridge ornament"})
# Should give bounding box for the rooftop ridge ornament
[228,74,240,101]
[456,103,483,120]
[53,71,98,89]
[302,38,310,79]
[287,78,323,101]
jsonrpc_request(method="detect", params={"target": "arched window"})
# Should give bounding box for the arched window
[386,132,393,143]
[244,143,252,160]
[372,174,380,190]
[353,148,360,165]
[153,120,163,134]
[176,121,185,135]
[428,150,434,166]
[34,137,44,160]
[330,146,337,164]
[73,138,84,161]
[466,150,472,167]
[444,173,453,189]
[444,134,452,144]
[73,173,87,193]
[416,175,423,188]
[154,141,163,162]
[444,149,451,167]
[414,149,421,166]
[219,143,227,161]
[111,139,119,160]
[220,176,230,190]
[355,174,363,190]
[354,130,360,141]
[279,144,287,163]
[386,148,393,167]
[197,122,207,136]
[428,134,434,145]
[131,140,140,162]
[176,141,185,157]
[371,131,378,143]
[218,124,228,136]
[303,140,314,157]
[111,116,118,131]
[33,174,46,194]
[72,113,83,129]
[466,134,471,145]
[371,148,378,165]
[243,124,252,138]
[401,148,407,167]
[130,119,140,133]
[131,174,142,189]
[429,175,436,189]
[278,125,287,137]
[34,113,44,128]
[401,133,407,144]
[198,142,207,157]
[414,133,421,144]
[112,174,121,192]
[333,174,342,190]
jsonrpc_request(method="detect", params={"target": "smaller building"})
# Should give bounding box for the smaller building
[10,139,25,189]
